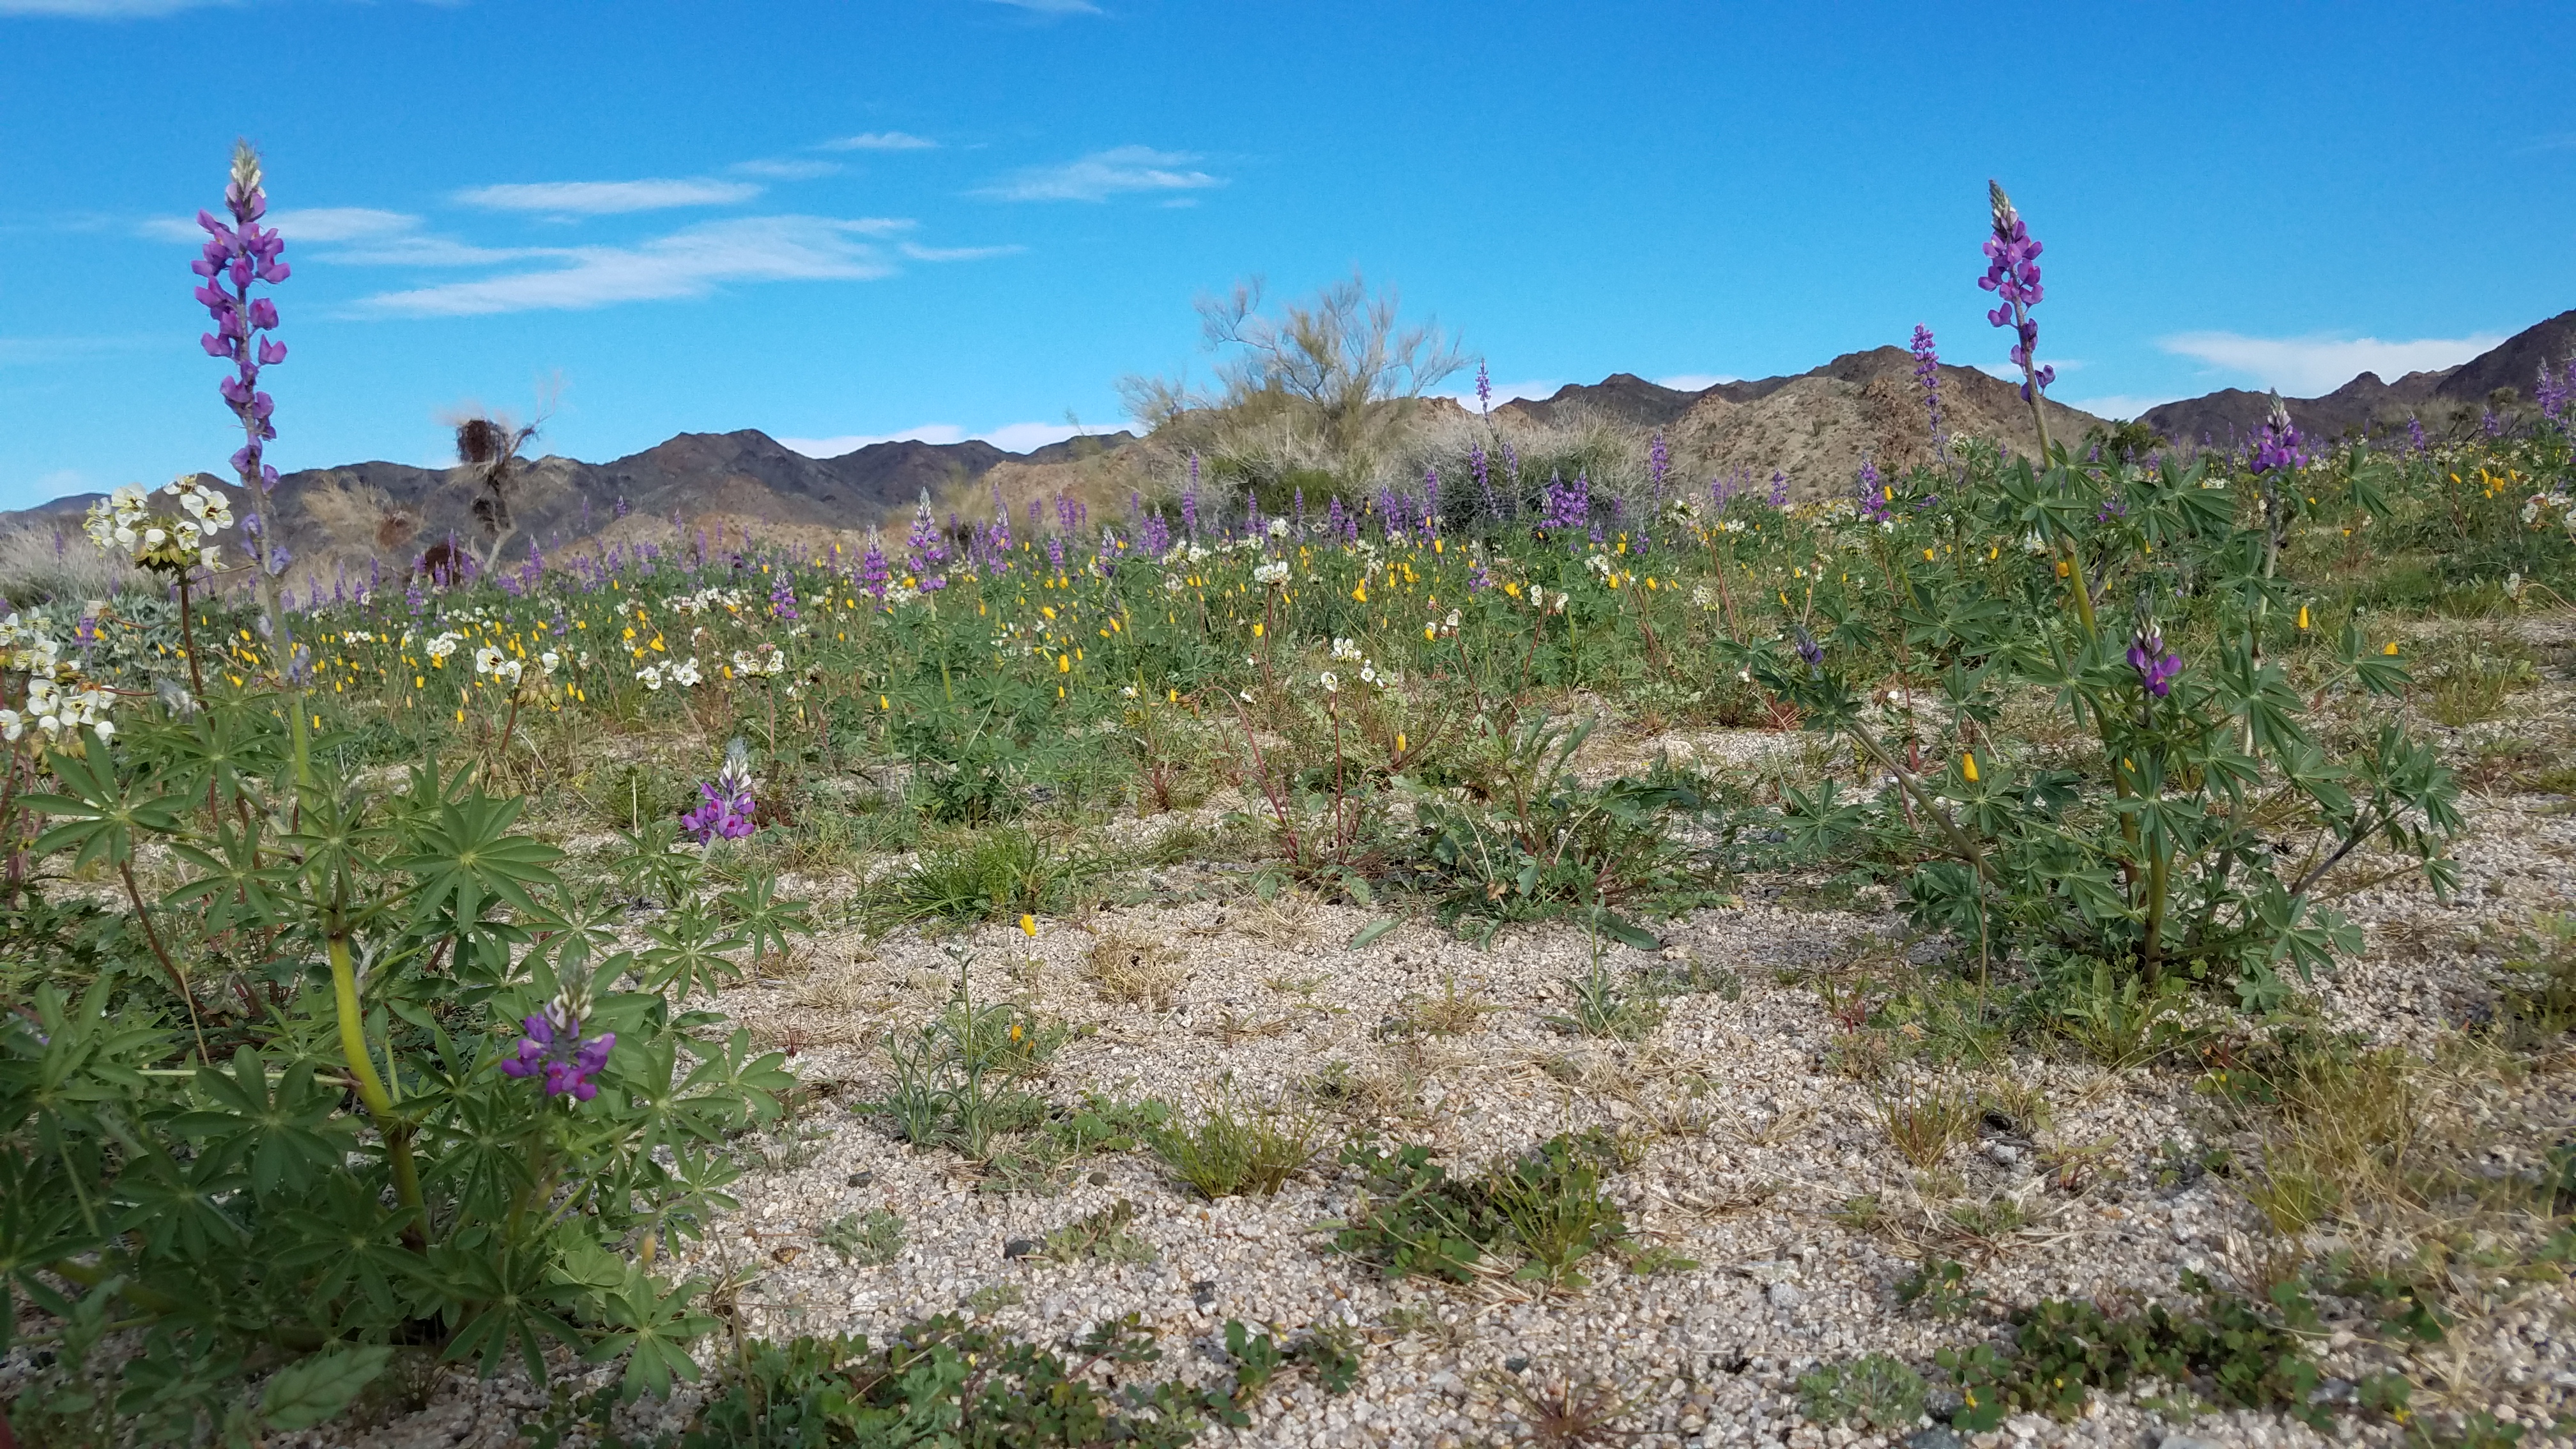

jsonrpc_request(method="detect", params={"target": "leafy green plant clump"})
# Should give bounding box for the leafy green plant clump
[2,705,799,1437]
[1935,1273,2329,1432]
[1328,1131,1689,1289]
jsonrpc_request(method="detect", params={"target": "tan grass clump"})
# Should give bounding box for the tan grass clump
[1083,931,1185,1011]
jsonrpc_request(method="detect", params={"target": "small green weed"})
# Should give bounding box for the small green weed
[870,828,1096,928]
[1869,1078,1981,1170]
[1042,1199,1158,1264]
[1797,1353,1927,1432]
[1896,1257,1984,1319]
[677,1314,1212,1447]
[1330,1132,1675,1290]
[1936,1272,2326,1432]
[1544,962,1666,1041]
[1150,1094,1322,1199]
[2496,913,2576,1045]
[819,1208,905,1266]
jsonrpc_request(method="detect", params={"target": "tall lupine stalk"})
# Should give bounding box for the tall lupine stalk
[1979,180,2095,640]
[1910,325,1945,458]
[1978,180,2053,452]
[195,141,293,678]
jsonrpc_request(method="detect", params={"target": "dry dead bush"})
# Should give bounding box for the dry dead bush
[1083,931,1186,1010]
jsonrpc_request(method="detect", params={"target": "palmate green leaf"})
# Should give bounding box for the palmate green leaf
[142,698,289,819]
[280,769,399,914]
[109,1138,249,1262]
[164,816,300,935]
[272,1176,432,1322]
[169,1046,357,1200]
[0,1146,100,1348]
[21,730,186,870]
[434,1235,585,1384]
[258,1344,393,1431]
[396,783,564,938]
[675,1031,794,1133]
[638,901,747,1002]
[583,1273,716,1400]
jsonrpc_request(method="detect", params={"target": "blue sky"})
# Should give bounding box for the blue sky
[3,0,2570,510]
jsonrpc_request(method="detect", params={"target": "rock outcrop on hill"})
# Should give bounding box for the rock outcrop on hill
[2139,309,2576,448]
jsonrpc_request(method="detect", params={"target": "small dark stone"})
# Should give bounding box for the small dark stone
[846,1171,874,1188]
[1503,1356,1529,1373]
[1003,1238,1038,1259]
[1088,1170,1112,1186]
[1906,1429,1965,1449]
[1190,1279,1217,1306]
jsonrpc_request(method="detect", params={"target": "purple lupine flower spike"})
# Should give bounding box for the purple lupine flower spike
[2127,628,2183,698]
[498,995,615,1101]
[1910,325,1944,455]
[2250,395,2307,474]
[1979,181,2053,403]
[680,739,759,843]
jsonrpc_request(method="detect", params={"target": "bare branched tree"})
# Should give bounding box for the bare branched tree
[452,411,542,569]
[1119,270,1469,482]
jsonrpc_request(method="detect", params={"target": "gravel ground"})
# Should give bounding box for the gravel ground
[24,629,2576,1449]
[328,779,2576,1448]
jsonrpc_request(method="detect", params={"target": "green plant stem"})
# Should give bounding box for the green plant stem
[118,860,209,1062]
[327,931,424,1226]
[1841,725,1993,885]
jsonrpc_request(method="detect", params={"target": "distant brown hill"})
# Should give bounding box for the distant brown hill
[2,427,1136,596]
[1495,349,2106,501]
[2138,309,2576,448]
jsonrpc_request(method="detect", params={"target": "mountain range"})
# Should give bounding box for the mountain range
[4,309,2564,597]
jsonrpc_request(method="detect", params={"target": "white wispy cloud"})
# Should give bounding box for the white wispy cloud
[779,420,1089,458]
[346,215,909,318]
[981,421,1089,450]
[142,206,422,244]
[780,425,968,455]
[823,132,939,152]
[900,241,1023,262]
[139,207,558,266]
[454,178,763,215]
[2159,331,2505,396]
[0,0,230,14]
[974,146,1221,203]
[731,158,843,180]
[2059,394,2178,422]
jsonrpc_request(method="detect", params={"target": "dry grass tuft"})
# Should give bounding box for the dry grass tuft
[1869,1077,1982,1170]
[1083,931,1186,1011]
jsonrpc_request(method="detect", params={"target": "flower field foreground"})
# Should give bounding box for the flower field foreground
[4,174,2575,1446]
